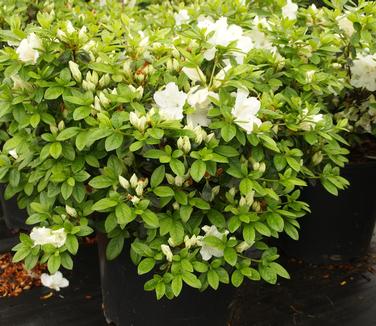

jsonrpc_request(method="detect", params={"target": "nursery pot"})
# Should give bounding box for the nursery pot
[97,233,237,326]
[0,184,28,231]
[279,161,376,263]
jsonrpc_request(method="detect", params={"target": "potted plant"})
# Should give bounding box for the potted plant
[0,0,350,324]
[279,1,376,263]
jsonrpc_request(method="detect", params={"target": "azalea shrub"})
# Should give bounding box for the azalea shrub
[0,0,353,298]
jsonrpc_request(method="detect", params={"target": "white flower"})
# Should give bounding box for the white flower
[8,149,18,159]
[41,271,69,291]
[153,82,187,120]
[253,16,271,30]
[182,67,206,83]
[161,244,173,262]
[203,47,217,61]
[282,0,298,20]
[174,9,190,26]
[231,89,262,134]
[198,225,228,261]
[130,174,138,188]
[248,30,276,53]
[50,228,67,248]
[177,136,191,153]
[186,87,218,127]
[65,205,77,217]
[336,15,355,37]
[233,36,254,64]
[30,227,67,248]
[16,33,42,64]
[350,53,376,92]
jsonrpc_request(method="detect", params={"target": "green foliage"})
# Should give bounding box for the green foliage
[1,0,364,300]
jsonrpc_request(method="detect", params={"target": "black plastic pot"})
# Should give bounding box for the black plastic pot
[279,161,376,263]
[0,185,29,231]
[97,234,237,326]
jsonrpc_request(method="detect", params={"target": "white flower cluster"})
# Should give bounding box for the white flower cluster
[118,173,148,204]
[350,53,376,92]
[282,0,298,20]
[30,227,67,248]
[152,82,262,133]
[197,16,275,63]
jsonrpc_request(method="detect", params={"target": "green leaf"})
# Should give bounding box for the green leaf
[137,258,156,275]
[321,179,338,196]
[56,127,80,141]
[171,275,183,296]
[12,247,31,263]
[286,157,301,172]
[214,146,239,157]
[153,186,174,197]
[44,87,64,100]
[190,198,210,210]
[50,142,62,159]
[48,255,61,274]
[207,269,219,289]
[221,124,236,142]
[142,210,159,228]
[73,106,91,120]
[89,176,114,189]
[105,133,124,151]
[151,166,165,188]
[92,198,118,211]
[60,253,74,270]
[254,222,271,236]
[266,213,284,232]
[270,262,290,279]
[203,236,225,250]
[239,178,253,195]
[106,236,124,260]
[115,203,133,225]
[207,209,226,228]
[190,160,206,182]
[224,247,237,266]
[65,234,79,254]
[231,270,244,287]
[182,272,201,289]
[170,159,185,176]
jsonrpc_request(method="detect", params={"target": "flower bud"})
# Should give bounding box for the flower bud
[175,176,184,187]
[177,136,191,154]
[99,74,111,88]
[69,61,82,83]
[166,174,175,185]
[229,187,236,197]
[130,196,140,205]
[130,174,138,188]
[252,201,261,212]
[99,92,110,107]
[58,120,65,131]
[312,151,323,165]
[82,80,96,92]
[172,202,180,210]
[135,184,144,197]
[119,176,130,190]
[65,205,77,217]
[50,125,59,135]
[236,241,253,253]
[94,96,102,111]
[253,162,260,171]
[211,185,220,197]
[168,237,178,247]
[8,149,18,160]
[259,162,266,173]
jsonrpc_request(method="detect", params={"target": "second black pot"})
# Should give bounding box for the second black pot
[97,234,237,326]
[279,161,376,263]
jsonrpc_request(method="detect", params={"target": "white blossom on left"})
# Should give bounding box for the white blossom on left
[16,33,42,64]
[30,227,67,248]
[153,82,187,120]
